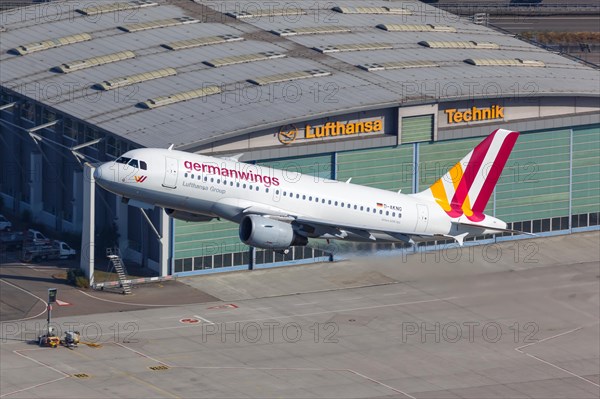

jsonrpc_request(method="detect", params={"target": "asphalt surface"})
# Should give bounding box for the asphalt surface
[1,231,598,398]
[0,255,218,322]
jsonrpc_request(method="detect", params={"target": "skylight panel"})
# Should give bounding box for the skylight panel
[376,24,456,33]
[271,26,351,37]
[10,33,92,55]
[54,50,136,73]
[162,35,243,50]
[76,1,157,16]
[248,70,331,86]
[119,17,198,32]
[204,52,285,67]
[332,6,411,15]
[313,43,393,53]
[94,68,177,91]
[139,86,221,108]
[357,60,440,71]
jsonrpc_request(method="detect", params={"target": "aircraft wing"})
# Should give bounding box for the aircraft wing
[241,204,426,244]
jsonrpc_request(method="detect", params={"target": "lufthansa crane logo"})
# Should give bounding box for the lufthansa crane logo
[277,125,297,145]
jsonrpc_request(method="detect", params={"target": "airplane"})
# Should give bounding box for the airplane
[93,128,522,252]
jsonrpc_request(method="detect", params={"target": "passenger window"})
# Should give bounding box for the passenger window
[360,206,364,211]
[303,195,306,200]
[309,196,312,201]
[191,174,194,179]
[341,202,344,207]
[335,201,338,206]
[328,200,332,205]
[367,208,370,212]
[347,204,351,208]
[184,173,188,178]
[198,176,201,180]
[266,188,269,193]
[256,186,259,191]
[354,205,357,210]
[296,194,300,199]
[128,159,138,168]
[386,211,389,216]
[140,161,147,170]
[249,185,253,190]
[392,212,396,217]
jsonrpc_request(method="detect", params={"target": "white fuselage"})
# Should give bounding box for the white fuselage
[94,148,503,244]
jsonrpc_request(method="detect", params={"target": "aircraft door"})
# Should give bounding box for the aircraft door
[415,204,429,232]
[162,157,178,189]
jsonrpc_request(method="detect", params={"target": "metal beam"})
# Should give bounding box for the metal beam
[27,120,59,133]
[0,102,16,111]
[139,208,163,241]
[71,138,103,151]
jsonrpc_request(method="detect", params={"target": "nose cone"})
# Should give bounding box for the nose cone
[93,163,109,188]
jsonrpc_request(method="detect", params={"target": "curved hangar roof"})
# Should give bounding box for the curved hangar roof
[0,0,598,150]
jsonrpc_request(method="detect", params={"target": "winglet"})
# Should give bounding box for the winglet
[167,144,174,150]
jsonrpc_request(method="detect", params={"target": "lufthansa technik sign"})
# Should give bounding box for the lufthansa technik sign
[445,105,504,124]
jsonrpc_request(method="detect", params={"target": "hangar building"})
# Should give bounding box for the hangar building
[1,0,598,277]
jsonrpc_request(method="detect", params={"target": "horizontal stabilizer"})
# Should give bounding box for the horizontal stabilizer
[453,221,536,236]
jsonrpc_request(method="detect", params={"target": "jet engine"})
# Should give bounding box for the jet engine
[165,209,215,222]
[239,215,308,250]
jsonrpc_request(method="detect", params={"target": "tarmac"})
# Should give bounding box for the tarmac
[1,231,599,398]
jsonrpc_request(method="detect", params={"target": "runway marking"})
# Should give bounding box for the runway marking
[135,296,457,334]
[515,326,600,388]
[0,348,70,398]
[193,315,214,325]
[76,288,180,307]
[250,306,273,311]
[114,342,171,366]
[116,343,415,398]
[293,302,317,306]
[0,279,48,323]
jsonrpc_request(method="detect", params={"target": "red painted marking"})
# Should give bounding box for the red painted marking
[55,300,72,306]
[207,304,238,310]
[470,131,519,221]
[179,318,200,324]
[449,129,497,216]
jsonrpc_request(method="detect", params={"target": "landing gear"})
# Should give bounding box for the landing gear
[275,248,290,255]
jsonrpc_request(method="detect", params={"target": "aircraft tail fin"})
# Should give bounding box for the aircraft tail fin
[421,129,519,222]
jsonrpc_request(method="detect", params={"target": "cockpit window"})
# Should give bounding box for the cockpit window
[140,161,147,170]
[116,157,131,164]
[128,159,139,168]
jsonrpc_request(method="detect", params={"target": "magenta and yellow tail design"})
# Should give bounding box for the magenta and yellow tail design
[427,129,519,222]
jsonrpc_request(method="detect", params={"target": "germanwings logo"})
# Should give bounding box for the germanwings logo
[134,176,147,183]
[429,129,519,222]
